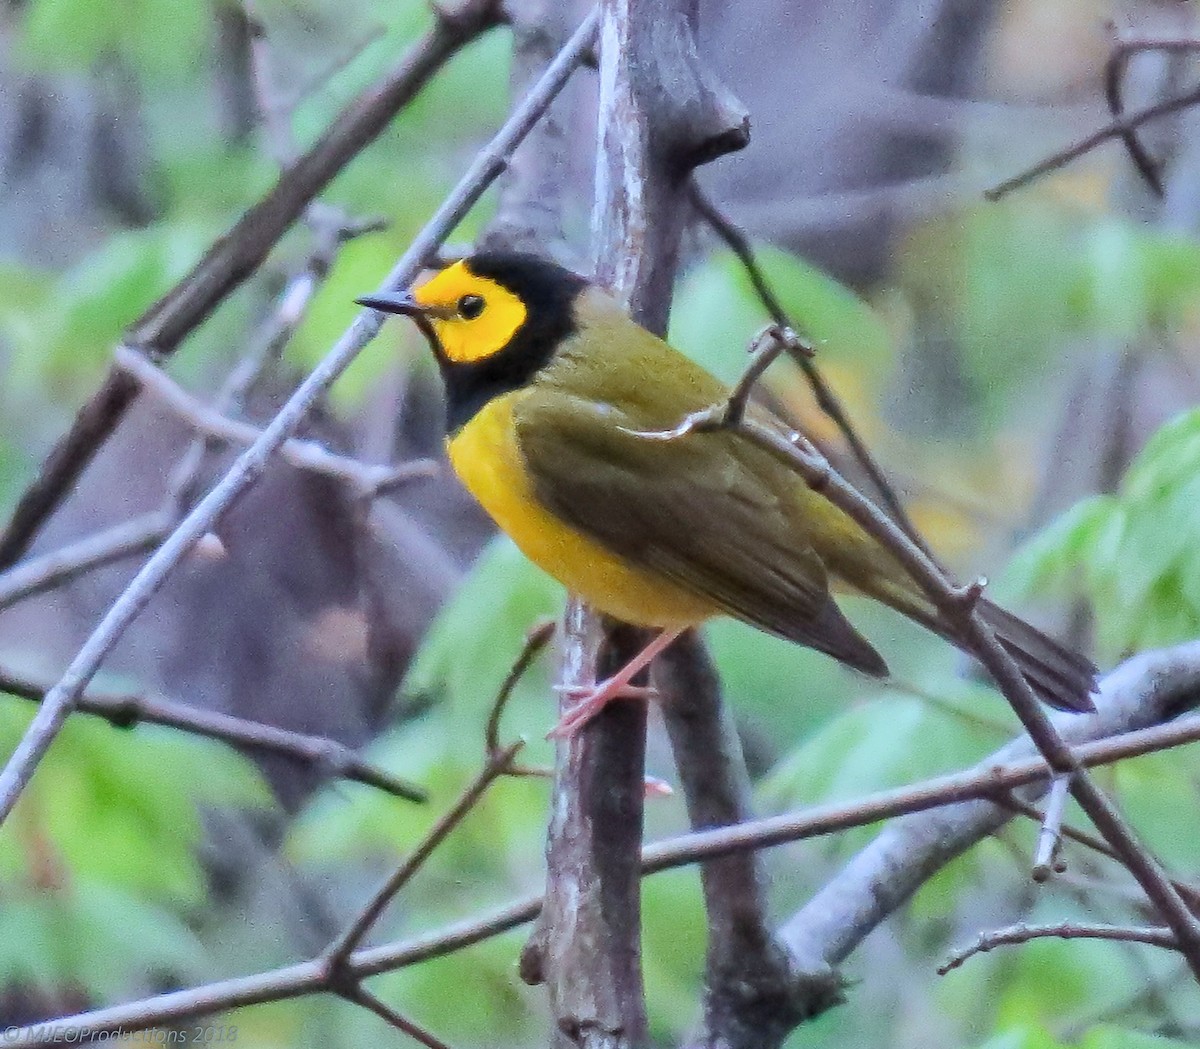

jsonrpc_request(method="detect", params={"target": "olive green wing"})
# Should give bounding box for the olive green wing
[513,387,887,675]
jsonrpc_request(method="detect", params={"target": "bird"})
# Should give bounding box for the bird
[357,250,1097,737]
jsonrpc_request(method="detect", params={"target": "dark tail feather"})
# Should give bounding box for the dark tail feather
[976,599,1097,713]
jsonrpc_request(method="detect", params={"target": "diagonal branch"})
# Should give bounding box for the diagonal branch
[688,184,932,562]
[773,463,1200,979]
[939,922,1179,975]
[0,6,601,829]
[16,638,1200,1047]
[341,985,455,1049]
[637,330,1200,995]
[323,741,522,971]
[0,512,169,611]
[0,0,502,570]
[0,666,428,803]
[986,79,1200,200]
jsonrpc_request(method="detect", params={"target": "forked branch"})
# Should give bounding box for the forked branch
[0,6,600,830]
[15,641,1200,1046]
[637,327,1200,984]
[0,0,503,570]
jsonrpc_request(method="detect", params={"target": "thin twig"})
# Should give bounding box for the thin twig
[652,344,1200,979]
[0,6,600,830]
[1031,774,1071,881]
[938,921,1178,975]
[688,183,933,561]
[986,80,1200,200]
[998,792,1200,912]
[0,666,427,803]
[116,345,436,497]
[629,328,793,441]
[725,326,798,425]
[0,0,503,570]
[324,740,523,971]
[0,513,169,611]
[17,670,1200,1046]
[341,986,454,1049]
[636,712,1200,876]
[484,619,555,778]
[1104,30,1200,197]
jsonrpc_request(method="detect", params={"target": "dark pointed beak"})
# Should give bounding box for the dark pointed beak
[356,290,424,316]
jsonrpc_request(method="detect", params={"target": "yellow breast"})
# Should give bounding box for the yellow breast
[446,393,717,628]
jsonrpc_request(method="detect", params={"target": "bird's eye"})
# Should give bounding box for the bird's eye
[457,294,485,319]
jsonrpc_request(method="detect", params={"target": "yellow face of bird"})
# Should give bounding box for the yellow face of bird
[361,251,587,433]
[411,260,528,364]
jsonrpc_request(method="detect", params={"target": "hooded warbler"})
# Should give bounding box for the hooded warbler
[359,251,1096,735]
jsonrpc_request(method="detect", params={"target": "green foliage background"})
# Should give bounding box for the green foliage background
[1,0,1200,1047]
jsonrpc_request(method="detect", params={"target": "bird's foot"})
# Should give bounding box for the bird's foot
[548,680,658,739]
[546,626,685,740]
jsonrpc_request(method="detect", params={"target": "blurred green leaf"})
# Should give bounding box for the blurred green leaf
[1084,1026,1198,1048]
[1005,407,1200,660]
[0,700,269,904]
[18,0,207,79]
[0,879,206,1000]
[763,692,994,810]
[1,224,217,402]
[403,535,561,728]
[642,871,706,1039]
[1003,497,1113,600]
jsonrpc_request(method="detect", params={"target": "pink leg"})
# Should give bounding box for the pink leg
[548,627,684,740]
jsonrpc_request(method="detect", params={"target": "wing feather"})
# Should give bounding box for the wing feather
[513,387,886,675]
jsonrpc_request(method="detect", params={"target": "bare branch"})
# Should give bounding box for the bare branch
[115,345,436,497]
[1031,774,1070,882]
[19,640,1200,1047]
[1104,30,1200,197]
[656,633,820,1047]
[485,619,555,777]
[0,513,168,611]
[662,344,1200,981]
[723,326,799,428]
[0,0,502,570]
[324,741,522,971]
[341,986,455,1049]
[938,922,1178,976]
[0,6,600,829]
[777,641,1200,1020]
[986,80,1200,201]
[0,666,427,803]
[995,793,1200,912]
[688,184,932,561]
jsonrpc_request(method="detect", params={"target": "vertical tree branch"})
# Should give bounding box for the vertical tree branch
[656,634,817,1048]
[522,1,748,1045]
[523,612,653,1048]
